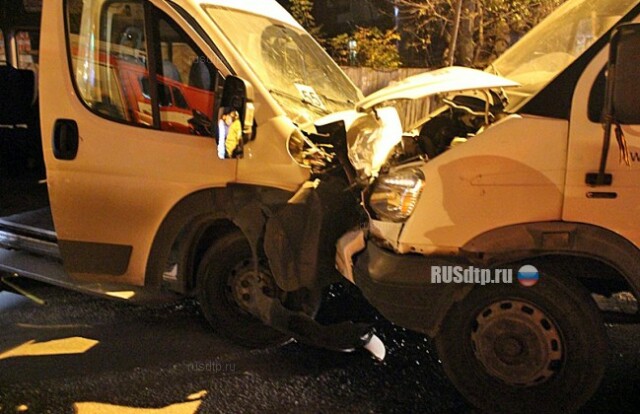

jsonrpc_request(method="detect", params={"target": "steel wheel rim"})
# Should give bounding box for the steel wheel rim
[225,258,280,315]
[470,299,563,387]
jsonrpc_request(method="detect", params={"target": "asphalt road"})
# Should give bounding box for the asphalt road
[0,280,639,414]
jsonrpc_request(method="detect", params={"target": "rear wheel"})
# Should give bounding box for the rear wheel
[435,272,607,413]
[197,231,319,348]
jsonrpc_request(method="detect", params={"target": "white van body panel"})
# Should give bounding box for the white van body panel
[180,0,311,191]
[563,22,640,249]
[397,115,569,254]
[185,0,303,29]
[236,115,309,189]
[39,0,317,285]
[40,0,239,285]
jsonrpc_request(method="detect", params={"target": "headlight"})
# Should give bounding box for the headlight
[369,168,425,222]
[348,106,403,178]
[287,128,308,168]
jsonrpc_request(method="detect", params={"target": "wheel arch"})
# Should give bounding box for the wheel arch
[435,268,608,414]
[144,184,293,293]
[461,221,640,301]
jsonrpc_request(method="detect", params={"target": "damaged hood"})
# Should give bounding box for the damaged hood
[346,66,519,178]
[355,66,519,112]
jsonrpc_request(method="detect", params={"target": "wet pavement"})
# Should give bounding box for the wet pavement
[0,280,639,414]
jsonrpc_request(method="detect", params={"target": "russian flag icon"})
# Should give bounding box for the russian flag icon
[517,265,540,287]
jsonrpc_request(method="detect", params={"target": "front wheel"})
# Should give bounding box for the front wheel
[197,231,319,348]
[435,272,607,414]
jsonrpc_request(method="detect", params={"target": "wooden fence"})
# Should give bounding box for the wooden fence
[340,67,429,95]
[341,66,433,129]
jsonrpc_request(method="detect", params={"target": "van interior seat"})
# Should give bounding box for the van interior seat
[189,60,211,90]
[0,65,37,128]
[163,60,182,83]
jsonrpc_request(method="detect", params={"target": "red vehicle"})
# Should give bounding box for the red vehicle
[71,51,215,135]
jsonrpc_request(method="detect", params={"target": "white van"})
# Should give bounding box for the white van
[331,0,640,412]
[0,0,365,348]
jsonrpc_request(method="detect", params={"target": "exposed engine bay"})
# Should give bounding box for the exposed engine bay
[386,88,510,167]
[290,66,520,182]
[265,79,513,356]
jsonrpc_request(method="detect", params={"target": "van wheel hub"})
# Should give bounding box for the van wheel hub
[470,300,563,387]
[227,259,279,313]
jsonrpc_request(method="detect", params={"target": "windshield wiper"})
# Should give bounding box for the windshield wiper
[268,88,331,115]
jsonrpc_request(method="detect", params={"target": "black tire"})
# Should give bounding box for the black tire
[197,231,318,348]
[435,272,607,414]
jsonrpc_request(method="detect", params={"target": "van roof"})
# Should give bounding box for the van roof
[172,0,302,29]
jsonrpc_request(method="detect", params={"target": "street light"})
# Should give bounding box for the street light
[348,39,357,66]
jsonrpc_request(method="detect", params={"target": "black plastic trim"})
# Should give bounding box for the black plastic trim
[461,221,640,298]
[352,241,472,337]
[144,185,293,290]
[58,240,132,276]
[0,249,179,304]
[52,119,79,160]
[145,188,220,289]
[585,172,612,186]
[143,2,162,130]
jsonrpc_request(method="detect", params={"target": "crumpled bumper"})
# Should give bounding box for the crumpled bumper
[337,230,472,337]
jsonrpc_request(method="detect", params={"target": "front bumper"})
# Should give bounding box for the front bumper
[347,236,473,337]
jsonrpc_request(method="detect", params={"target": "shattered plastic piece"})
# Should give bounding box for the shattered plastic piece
[364,334,386,361]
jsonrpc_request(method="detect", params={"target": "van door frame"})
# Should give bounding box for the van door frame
[40,0,237,286]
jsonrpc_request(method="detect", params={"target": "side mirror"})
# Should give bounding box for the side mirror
[220,76,256,158]
[587,23,640,186]
[610,23,640,124]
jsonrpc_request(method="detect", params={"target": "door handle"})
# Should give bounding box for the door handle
[52,119,79,160]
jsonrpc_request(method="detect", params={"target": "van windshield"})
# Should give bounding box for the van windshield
[205,6,362,125]
[492,0,637,109]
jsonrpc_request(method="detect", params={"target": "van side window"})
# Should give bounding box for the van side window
[16,30,39,72]
[0,29,6,66]
[153,13,216,135]
[67,0,148,123]
[66,0,217,135]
